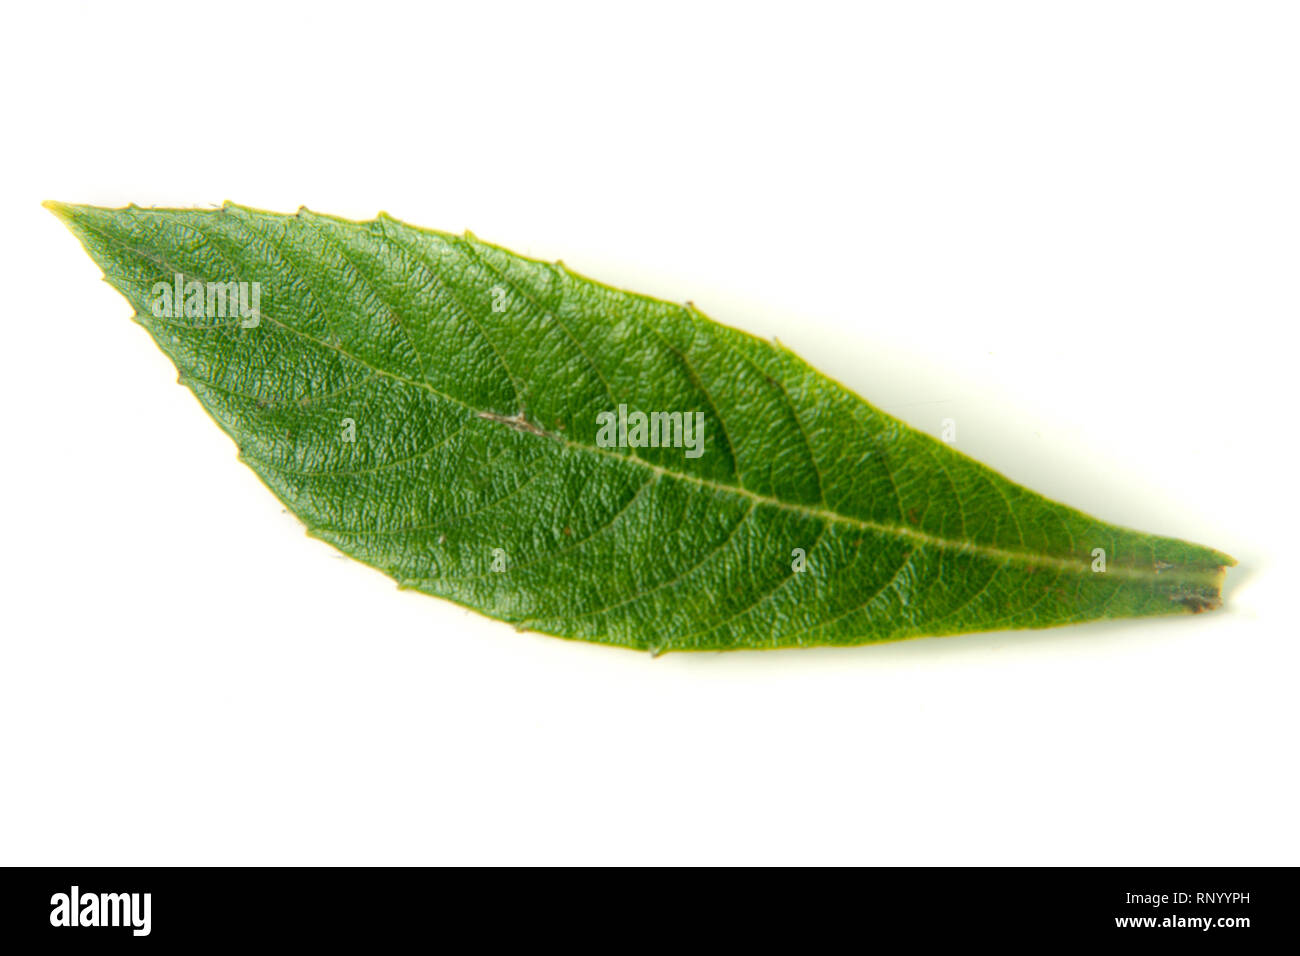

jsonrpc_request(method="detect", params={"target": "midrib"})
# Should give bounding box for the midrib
[222,300,1166,582]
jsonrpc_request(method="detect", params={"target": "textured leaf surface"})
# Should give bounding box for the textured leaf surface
[48,202,1232,652]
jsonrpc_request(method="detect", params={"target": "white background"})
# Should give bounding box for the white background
[2,1,1296,865]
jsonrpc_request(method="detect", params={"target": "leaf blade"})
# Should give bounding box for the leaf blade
[47,201,1233,652]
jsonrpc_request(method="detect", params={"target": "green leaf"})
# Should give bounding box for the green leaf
[47,201,1233,653]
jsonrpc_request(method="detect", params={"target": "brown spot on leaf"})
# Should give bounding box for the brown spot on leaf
[478,409,550,438]
[1172,593,1221,614]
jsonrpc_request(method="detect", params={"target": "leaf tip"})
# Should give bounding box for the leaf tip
[42,199,75,222]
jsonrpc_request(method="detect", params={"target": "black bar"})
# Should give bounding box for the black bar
[0,867,1288,945]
